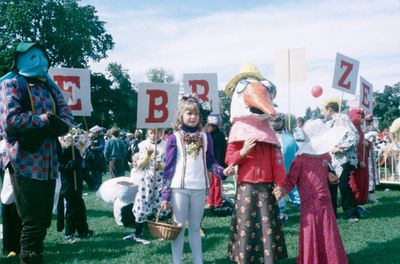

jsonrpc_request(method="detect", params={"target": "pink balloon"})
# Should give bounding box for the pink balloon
[311,85,323,98]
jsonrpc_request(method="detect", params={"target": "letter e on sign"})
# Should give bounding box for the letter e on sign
[53,75,83,111]
[359,76,373,114]
[332,53,360,95]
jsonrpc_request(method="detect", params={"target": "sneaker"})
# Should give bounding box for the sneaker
[347,217,359,224]
[123,232,143,240]
[122,233,136,241]
[7,251,17,258]
[280,213,289,222]
[78,230,96,239]
[65,235,81,244]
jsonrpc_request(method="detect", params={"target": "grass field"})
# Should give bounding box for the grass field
[2,176,400,264]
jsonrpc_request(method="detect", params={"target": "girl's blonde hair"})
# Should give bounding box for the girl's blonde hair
[146,128,164,138]
[174,97,203,131]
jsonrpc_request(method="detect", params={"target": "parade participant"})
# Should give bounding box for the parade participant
[273,119,349,264]
[348,109,370,214]
[160,95,234,264]
[206,114,230,215]
[224,63,287,263]
[389,117,400,177]
[364,114,380,203]
[292,117,306,148]
[1,136,22,258]
[324,100,360,222]
[270,113,300,222]
[83,125,106,190]
[0,42,73,263]
[389,117,400,146]
[104,126,127,178]
[58,133,95,244]
[123,128,167,241]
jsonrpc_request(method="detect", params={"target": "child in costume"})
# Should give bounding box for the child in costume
[123,128,167,241]
[224,63,287,263]
[270,113,300,222]
[58,133,95,243]
[348,109,370,214]
[273,119,349,264]
[160,95,234,264]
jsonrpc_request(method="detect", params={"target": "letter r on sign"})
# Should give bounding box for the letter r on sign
[145,89,169,123]
[188,80,209,102]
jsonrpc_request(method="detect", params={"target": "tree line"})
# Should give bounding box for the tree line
[1,0,398,133]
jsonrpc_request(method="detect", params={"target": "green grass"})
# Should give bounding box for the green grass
[2,179,400,263]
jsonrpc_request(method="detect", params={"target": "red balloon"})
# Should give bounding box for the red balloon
[311,85,323,98]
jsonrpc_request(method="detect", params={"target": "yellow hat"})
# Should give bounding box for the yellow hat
[323,97,341,109]
[225,63,266,98]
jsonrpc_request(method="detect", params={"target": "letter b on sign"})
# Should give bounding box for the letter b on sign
[136,82,179,128]
[145,89,169,123]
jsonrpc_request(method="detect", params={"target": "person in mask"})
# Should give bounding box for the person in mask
[0,42,73,264]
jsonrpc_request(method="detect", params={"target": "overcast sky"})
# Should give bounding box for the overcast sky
[80,0,400,116]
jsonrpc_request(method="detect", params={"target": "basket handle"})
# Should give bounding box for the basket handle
[155,208,162,223]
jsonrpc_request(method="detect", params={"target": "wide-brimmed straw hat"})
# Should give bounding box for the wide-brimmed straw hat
[225,63,266,98]
[297,119,350,155]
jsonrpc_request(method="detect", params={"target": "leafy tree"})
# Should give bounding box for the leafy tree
[146,67,175,83]
[0,0,114,73]
[75,72,113,129]
[219,90,231,137]
[106,63,137,131]
[373,83,400,130]
[304,107,312,121]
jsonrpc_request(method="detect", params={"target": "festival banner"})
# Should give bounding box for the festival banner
[332,53,360,95]
[48,67,92,116]
[136,82,179,128]
[359,76,373,114]
[182,73,220,114]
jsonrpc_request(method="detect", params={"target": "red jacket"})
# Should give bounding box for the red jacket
[225,141,286,185]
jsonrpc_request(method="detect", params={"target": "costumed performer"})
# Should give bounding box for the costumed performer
[273,119,349,264]
[224,63,288,263]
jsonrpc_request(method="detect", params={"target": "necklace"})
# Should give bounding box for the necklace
[181,131,203,158]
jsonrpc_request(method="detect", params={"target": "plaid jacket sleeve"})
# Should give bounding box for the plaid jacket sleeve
[0,79,49,136]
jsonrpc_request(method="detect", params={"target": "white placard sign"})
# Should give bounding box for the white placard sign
[274,47,306,83]
[183,73,220,114]
[359,76,373,114]
[136,83,179,128]
[48,67,92,116]
[332,53,360,95]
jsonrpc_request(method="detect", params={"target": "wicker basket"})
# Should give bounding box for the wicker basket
[147,209,182,240]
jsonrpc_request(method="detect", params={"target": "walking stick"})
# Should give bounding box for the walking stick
[153,128,158,177]
[362,119,366,167]
[71,132,78,191]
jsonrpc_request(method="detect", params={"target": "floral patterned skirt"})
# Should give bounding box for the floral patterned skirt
[228,183,288,264]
